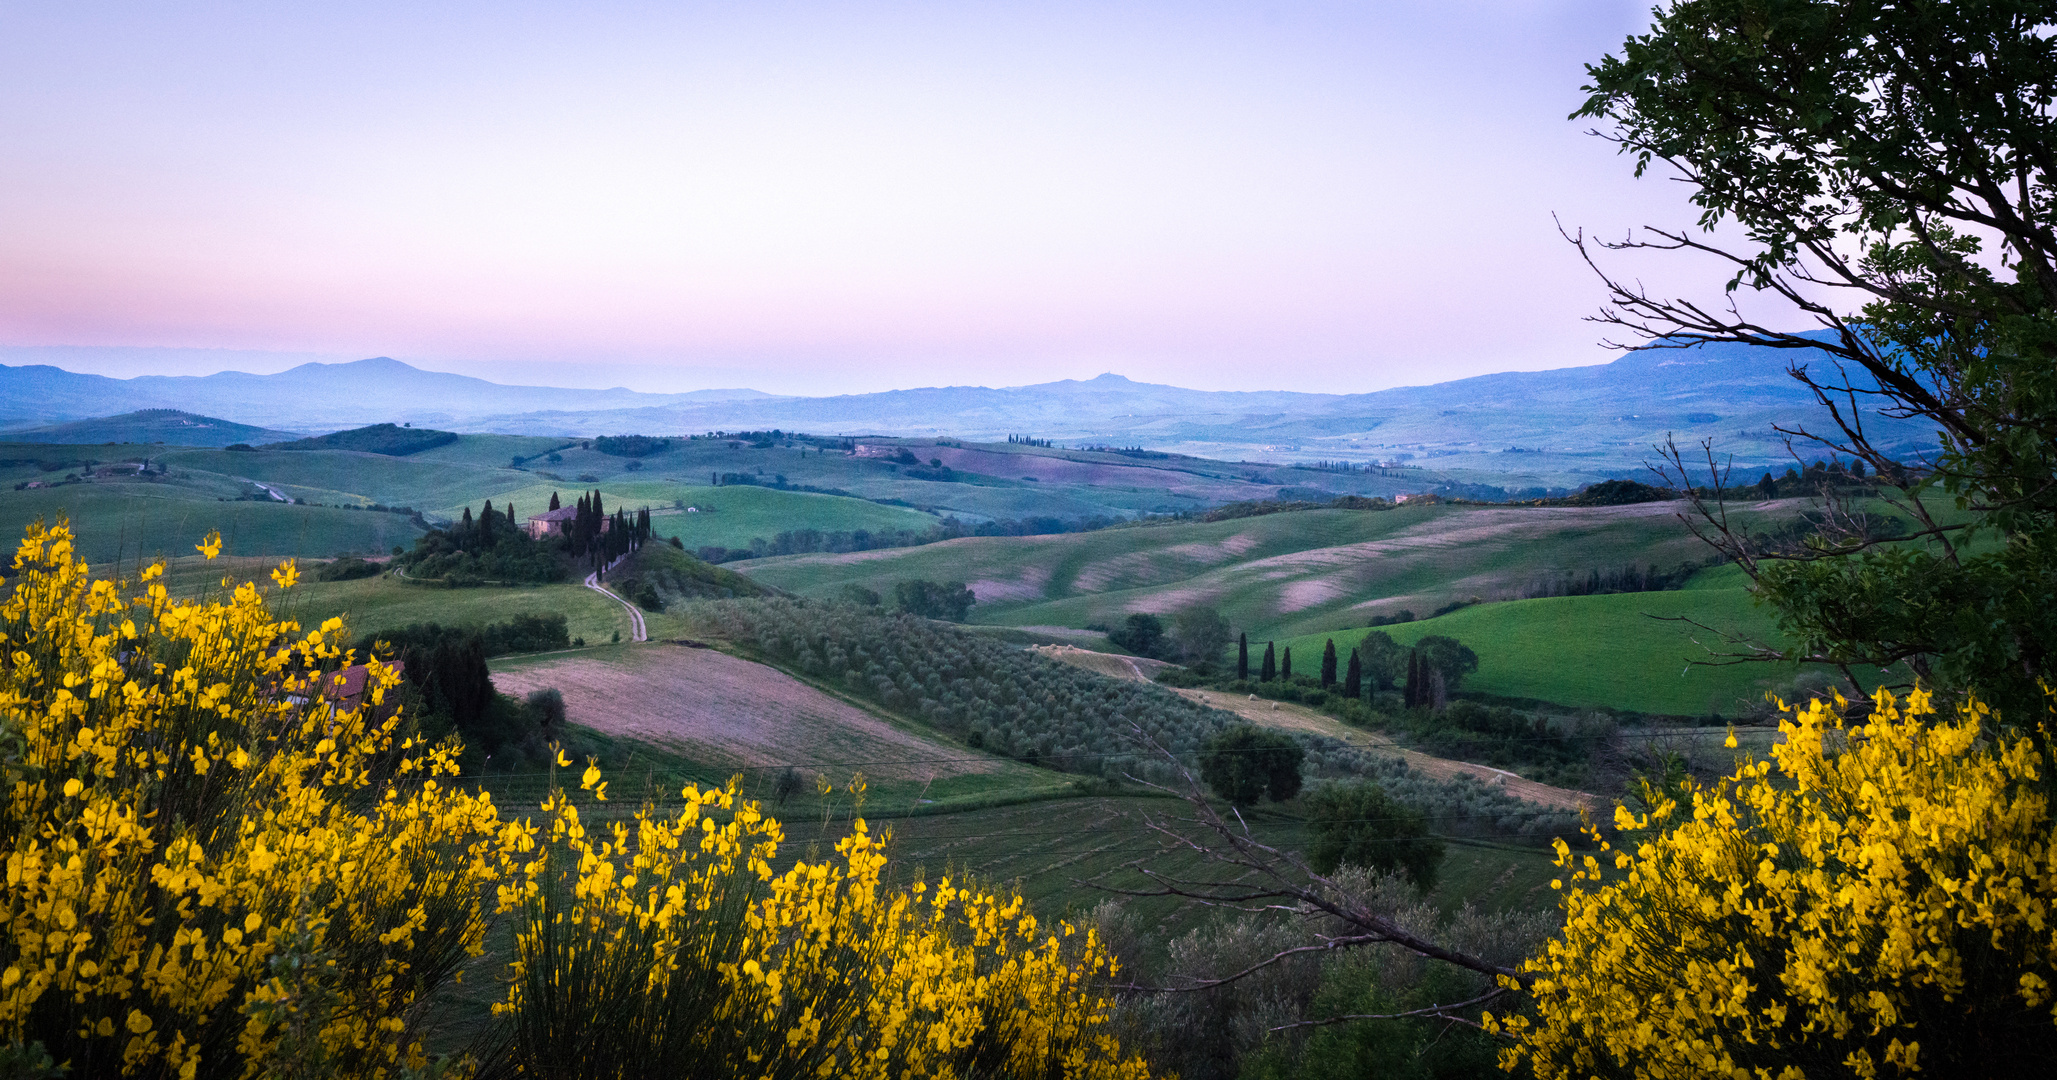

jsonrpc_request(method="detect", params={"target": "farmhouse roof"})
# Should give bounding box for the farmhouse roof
[529,506,579,522]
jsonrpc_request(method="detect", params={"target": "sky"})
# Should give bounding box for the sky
[0,1,1718,396]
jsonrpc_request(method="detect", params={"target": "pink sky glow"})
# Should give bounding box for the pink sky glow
[0,1,1738,395]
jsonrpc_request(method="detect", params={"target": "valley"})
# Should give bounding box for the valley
[0,370,1944,1077]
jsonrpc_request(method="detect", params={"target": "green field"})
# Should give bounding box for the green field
[2,484,427,566]
[464,434,1419,523]
[739,499,1793,642]
[128,554,641,649]
[289,573,636,649]
[467,479,942,551]
[1274,587,1780,717]
[1269,562,1902,717]
[155,446,523,512]
[5,436,998,563]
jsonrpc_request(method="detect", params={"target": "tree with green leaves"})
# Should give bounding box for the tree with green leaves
[1319,638,1338,688]
[893,579,976,622]
[1198,725,1304,806]
[1413,635,1479,694]
[1260,642,1276,682]
[1342,649,1362,700]
[1170,607,1233,669]
[1305,781,1445,892]
[1237,632,1249,680]
[1280,645,1292,680]
[1109,613,1167,658]
[1356,631,1405,691]
[1573,0,2057,720]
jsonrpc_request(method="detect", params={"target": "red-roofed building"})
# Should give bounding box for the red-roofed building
[526,506,592,539]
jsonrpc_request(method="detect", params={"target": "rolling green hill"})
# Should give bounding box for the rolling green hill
[286,572,635,650]
[154,447,526,512]
[0,409,302,447]
[1267,564,1902,717]
[737,499,1811,643]
[266,422,460,455]
[1273,584,1781,717]
[2,484,425,566]
[483,434,1408,523]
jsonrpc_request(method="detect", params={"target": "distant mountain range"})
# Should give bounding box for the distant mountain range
[0,357,772,432]
[0,336,1932,480]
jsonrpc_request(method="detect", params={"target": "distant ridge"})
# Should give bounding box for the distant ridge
[0,334,1933,475]
[0,408,303,448]
[0,356,777,431]
[265,422,460,456]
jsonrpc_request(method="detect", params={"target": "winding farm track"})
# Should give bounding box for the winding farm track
[585,563,647,642]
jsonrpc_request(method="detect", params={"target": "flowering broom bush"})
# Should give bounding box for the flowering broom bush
[1,520,1152,1079]
[0,520,509,1078]
[486,773,1151,1079]
[1489,688,2057,1078]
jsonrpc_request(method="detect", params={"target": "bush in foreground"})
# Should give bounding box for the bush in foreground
[1490,689,2057,1078]
[0,521,1153,1079]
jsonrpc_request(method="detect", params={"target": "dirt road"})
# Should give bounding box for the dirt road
[585,563,647,642]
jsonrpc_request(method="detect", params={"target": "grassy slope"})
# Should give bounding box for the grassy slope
[472,479,942,551]
[133,556,636,648]
[2,484,427,565]
[285,573,636,649]
[397,433,576,468]
[511,436,1344,522]
[1272,561,1900,717]
[1,411,301,447]
[1276,587,1785,717]
[739,500,1783,642]
[156,448,519,513]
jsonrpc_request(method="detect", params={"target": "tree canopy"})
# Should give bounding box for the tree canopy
[1574,0,2057,718]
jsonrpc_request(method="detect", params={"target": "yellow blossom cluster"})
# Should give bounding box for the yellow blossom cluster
[0,520,1152,1079]
[1489,688,2057,1079]
[495,764,1153,1079]
[0,520,511,1078]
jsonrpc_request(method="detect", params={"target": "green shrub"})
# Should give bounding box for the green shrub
[1198,725,1304,805]
[1304,781,1445,891]
[894,579,975,622]
[314,555,383,582]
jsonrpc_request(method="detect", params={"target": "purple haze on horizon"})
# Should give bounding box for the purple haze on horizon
[0,1,1748,397]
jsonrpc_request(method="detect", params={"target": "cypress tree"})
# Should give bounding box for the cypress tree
[548,491,561,511]
[1404,649,1421,709]
[1260,642,1276,682]
[1237,633,1249,681]
[1320,638,1338,688]
[1281,646,1292,680]
[1343,650,1362,699]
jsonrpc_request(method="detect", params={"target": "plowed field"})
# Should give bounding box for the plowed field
[492,644,1038,786]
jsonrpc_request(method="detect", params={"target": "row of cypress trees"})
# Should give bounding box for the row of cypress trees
[552,489,655,570]
[1234,631,1439,706]
[1237,633,1299,683]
